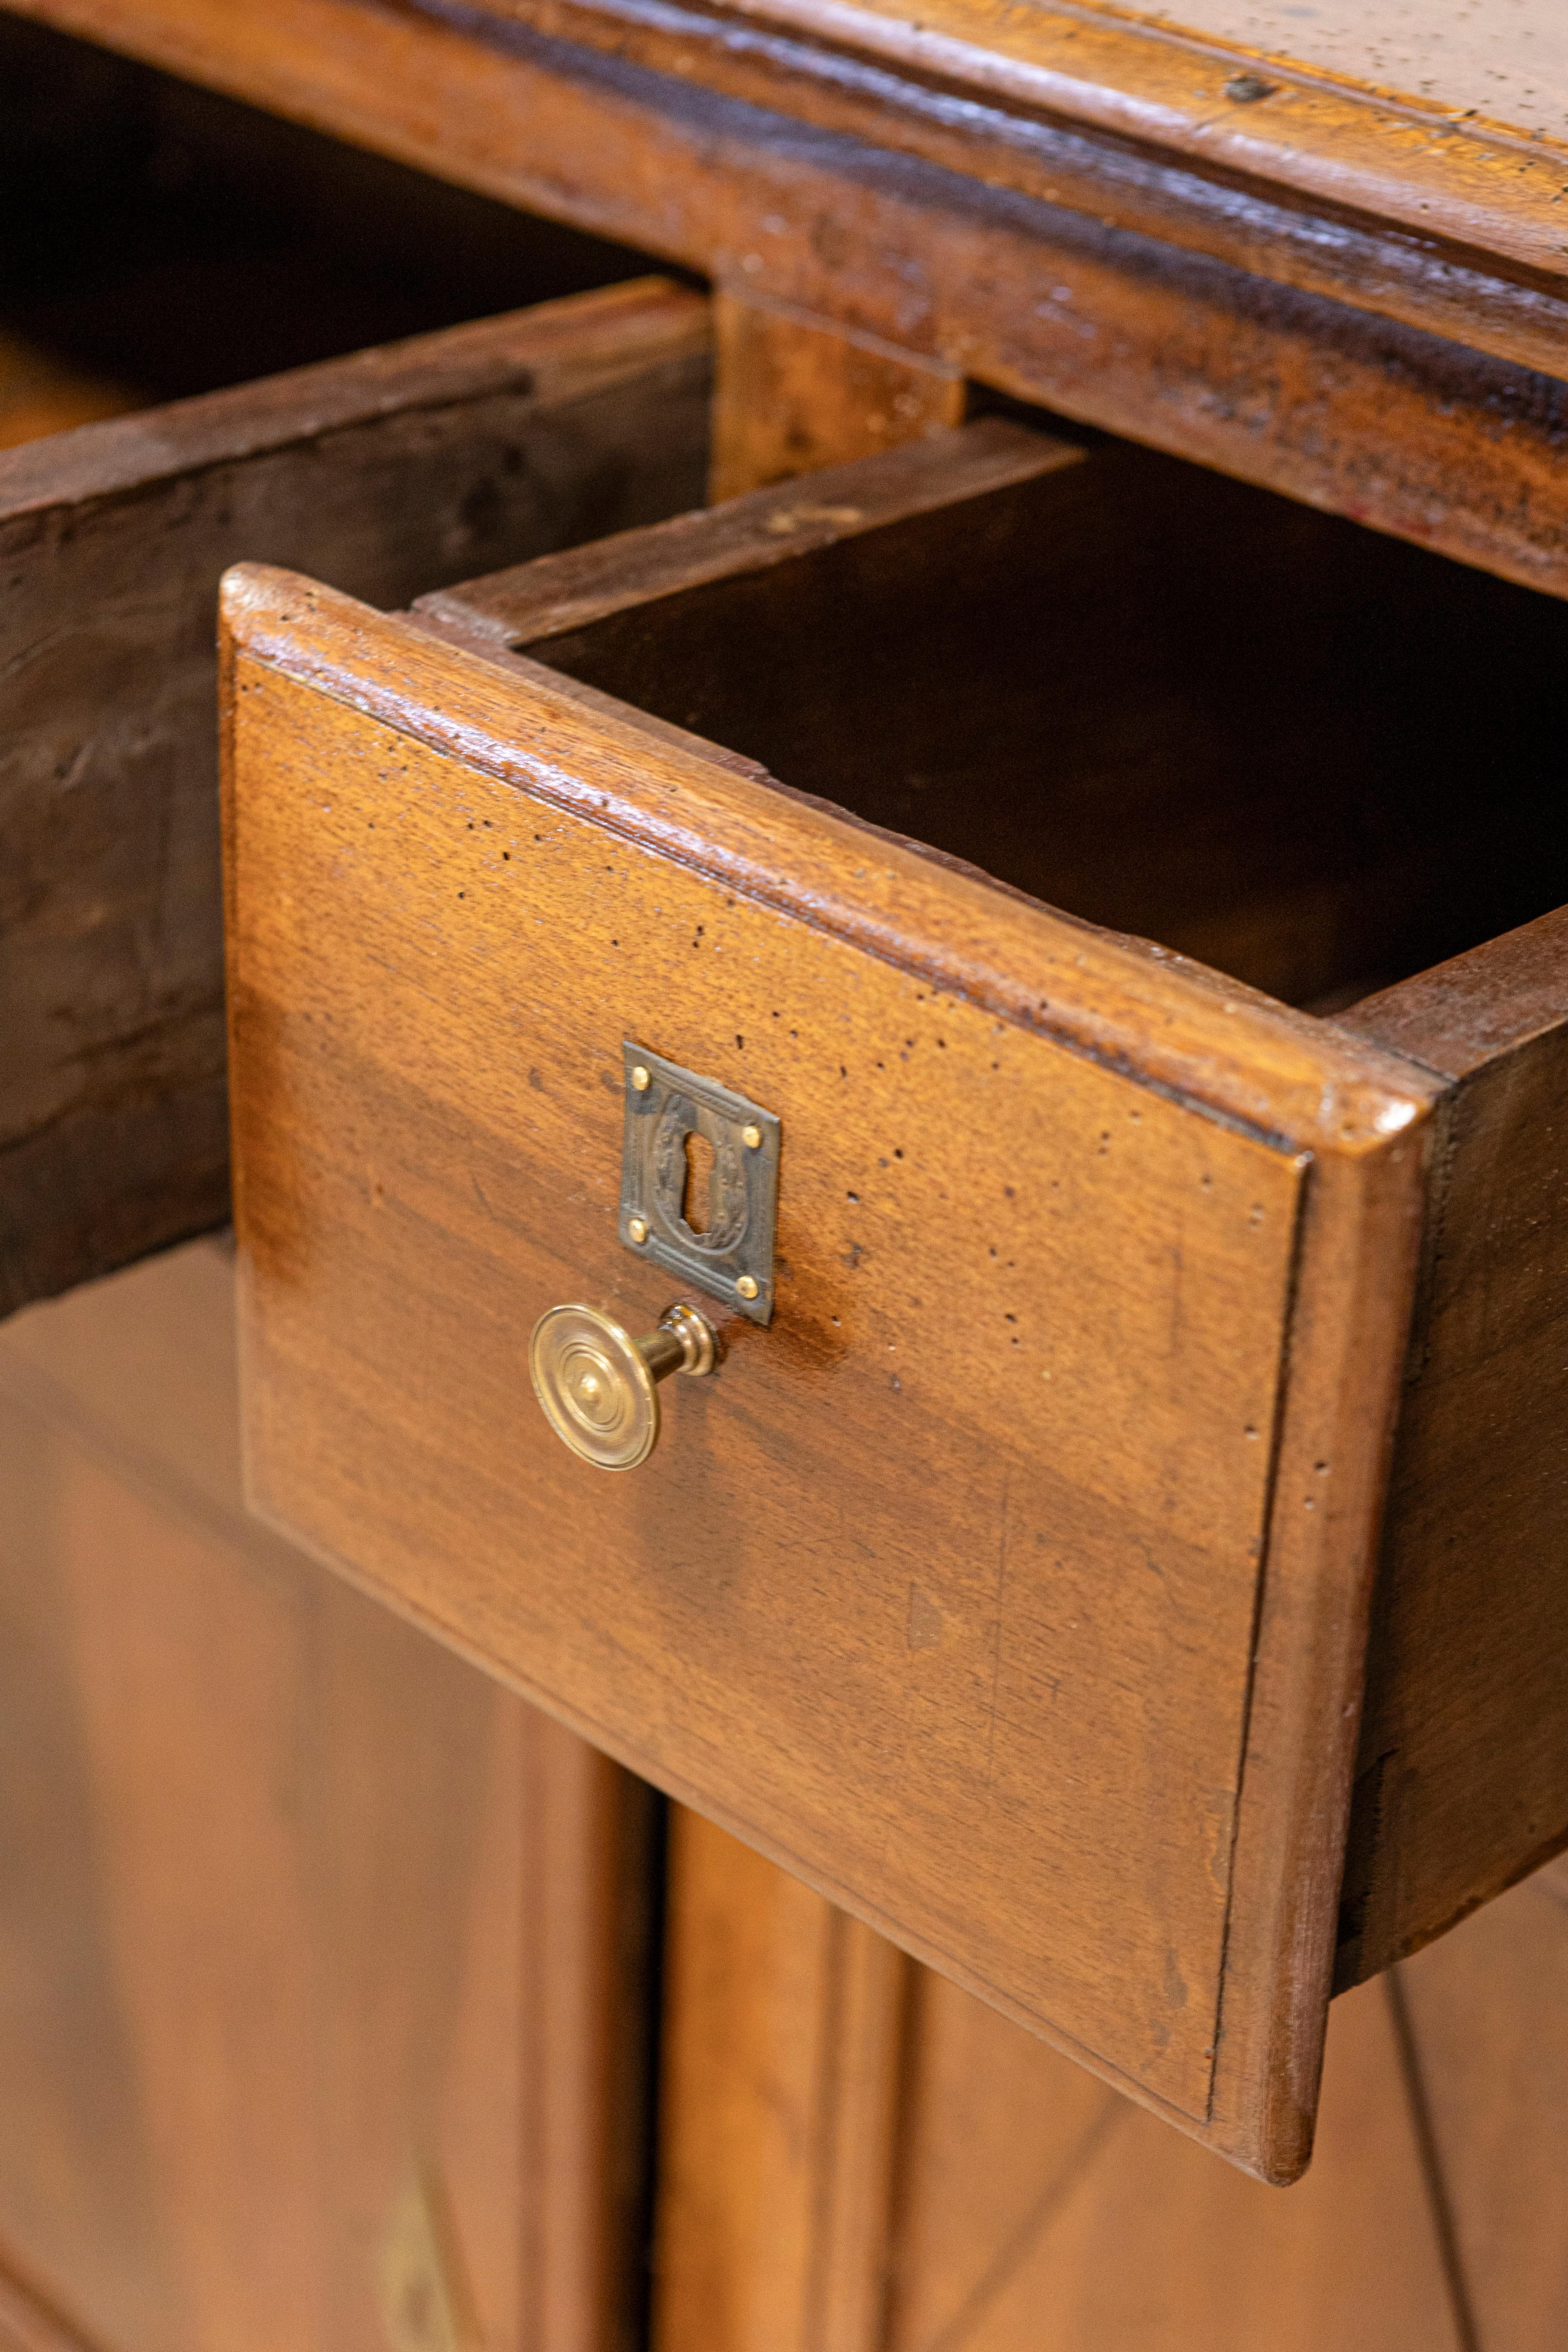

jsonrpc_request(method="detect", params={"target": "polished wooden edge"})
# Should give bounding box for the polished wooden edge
[1209,1123,1432,2179]
[0,277,707,521]
[443,0,1568,285]
[220,562,1441,1158]
[712,0,1568,271]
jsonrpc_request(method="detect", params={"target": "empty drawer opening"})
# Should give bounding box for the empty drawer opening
[493,425,1568,1012]
[0,12,655,445]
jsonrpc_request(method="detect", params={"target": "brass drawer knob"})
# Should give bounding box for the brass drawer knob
[529,1301,717,1470]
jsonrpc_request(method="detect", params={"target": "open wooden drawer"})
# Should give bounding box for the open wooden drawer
[220,420,1568,2183]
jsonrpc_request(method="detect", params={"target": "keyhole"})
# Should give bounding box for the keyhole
[683,1129,715,1233]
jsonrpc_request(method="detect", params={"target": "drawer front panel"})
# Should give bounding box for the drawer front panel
[225,582,1352,2132]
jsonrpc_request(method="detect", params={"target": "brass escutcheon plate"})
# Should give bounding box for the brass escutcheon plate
[619,1042,780,1323]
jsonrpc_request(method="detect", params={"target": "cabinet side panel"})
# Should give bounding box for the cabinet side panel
[0,1239,656,2351]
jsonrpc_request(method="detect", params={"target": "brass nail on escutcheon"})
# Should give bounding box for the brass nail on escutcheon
[530,1301,717,1470]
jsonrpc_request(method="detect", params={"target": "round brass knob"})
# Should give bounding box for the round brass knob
[529,1301,717,1471]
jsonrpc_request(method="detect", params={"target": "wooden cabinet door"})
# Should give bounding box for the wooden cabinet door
[654,1825,1568,2352]
[0,1238,657,2352]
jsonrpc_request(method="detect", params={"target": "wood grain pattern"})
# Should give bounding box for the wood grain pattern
[437,418,1568,2137]
[886,1958,1467,2351]
[13,0,1568,596]
[652,312,938,2352]
[1332,907,1568,1984]
[655,313,953,2352]
[653,1814,909,2352]
[653,1851,1568,2350]
[220,548,1434,2175]
[1093,0,1568,146]
[0,276,710,1321]
[447,0,1568,289]
[707,291,966,503]
[0,1237,657,2352]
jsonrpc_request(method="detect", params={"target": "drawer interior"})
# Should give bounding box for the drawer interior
[480,432,1568,1011]
[0,12,649,443]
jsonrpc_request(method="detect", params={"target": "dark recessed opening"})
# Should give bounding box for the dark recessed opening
[526,438,1568,1011]
[0,12,660,438]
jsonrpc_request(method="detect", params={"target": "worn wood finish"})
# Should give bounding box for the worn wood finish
[656,318,955,2352]
[707,291,965,502]
[653,1814,909,2352]
[0,276,710,1323]
[13,0,1568,596]
[19,0,1568,368]
[0,1236,656,2352]
[447,0,1568,300]
[654,320,938,2352]
[1330,907,1568,1985]
[220,539,1435,2176]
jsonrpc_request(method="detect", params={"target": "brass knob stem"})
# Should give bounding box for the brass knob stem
[530,1301,718,1470]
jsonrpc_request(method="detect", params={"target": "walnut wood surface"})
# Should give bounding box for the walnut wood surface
[435,420,1568,2122]
[420,417,1069,648]
[651,312,936,2352]
[1393,1853,1568,2348]
[1331,908,1568,1984]
[0,1237,655,2352]
[891,1968,1464,2351]
[654,1813,909,2352]
[449,0,1568,291]
[0,276,710,1322]
[12,0,1568,594]
[706,291,966,502]
[220,531,1436,2175]
[656,1835,1568,2349]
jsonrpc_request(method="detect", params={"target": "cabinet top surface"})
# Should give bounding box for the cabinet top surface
[1081,0,1565,140]
[726,0,1568,141]
[599,0,1568,276]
